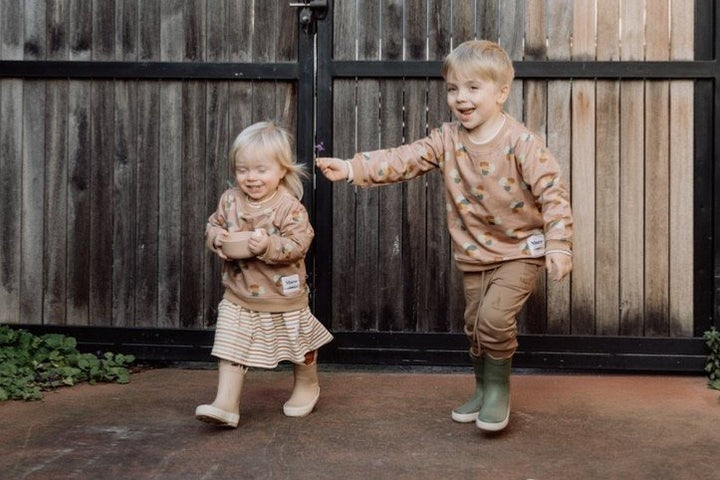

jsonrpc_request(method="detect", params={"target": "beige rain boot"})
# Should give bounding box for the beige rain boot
[283,351,320,417]
[195,360,248,428]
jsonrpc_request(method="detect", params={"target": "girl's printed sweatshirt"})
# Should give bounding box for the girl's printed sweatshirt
[348,115,573,271]
[206,186,314,312]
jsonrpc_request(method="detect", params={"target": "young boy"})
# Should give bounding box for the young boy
[316,40,573,432]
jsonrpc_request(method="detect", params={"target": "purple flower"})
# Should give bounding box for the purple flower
[314,142,325,155]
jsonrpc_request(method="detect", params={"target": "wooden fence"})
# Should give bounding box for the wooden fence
[327,0,696,338]
[0,0,703,347]
[0,0,297,328]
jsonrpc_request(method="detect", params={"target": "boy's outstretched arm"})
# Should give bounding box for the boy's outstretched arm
[315,157,349,182]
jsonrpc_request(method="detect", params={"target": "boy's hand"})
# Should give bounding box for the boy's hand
[546,252,572,282]
[316,157,349,181]
[248,228,269,256]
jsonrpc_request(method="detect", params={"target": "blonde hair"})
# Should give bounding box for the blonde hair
[441,40,514,86]
[228,121,307,200]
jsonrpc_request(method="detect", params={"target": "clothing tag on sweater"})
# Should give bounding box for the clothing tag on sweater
[281,274,301,294]
[526,234,545,257]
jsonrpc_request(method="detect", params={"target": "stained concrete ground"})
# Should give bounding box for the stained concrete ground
[1,365,718,480]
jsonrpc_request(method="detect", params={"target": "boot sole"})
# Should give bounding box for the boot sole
[283,390,320,417]
[451,411,479,423]
[475,410,509,432]
[195,405,239,428]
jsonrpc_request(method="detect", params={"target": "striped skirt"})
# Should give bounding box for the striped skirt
[210,299,334,369]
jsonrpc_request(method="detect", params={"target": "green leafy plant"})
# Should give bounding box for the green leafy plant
[0,325,135,401]
[704,326,720,391]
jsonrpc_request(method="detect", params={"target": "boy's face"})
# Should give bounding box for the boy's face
[234,143,287,203]
[445,69,509,137]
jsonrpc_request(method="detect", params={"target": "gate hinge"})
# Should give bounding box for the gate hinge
[289,0,328,34]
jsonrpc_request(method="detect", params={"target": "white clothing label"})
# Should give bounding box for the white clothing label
[527,234,545,257]
[281,274,301,294]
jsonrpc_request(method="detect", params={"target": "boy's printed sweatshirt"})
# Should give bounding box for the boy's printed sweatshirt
[348,115,573,271]
[206,186,314,312]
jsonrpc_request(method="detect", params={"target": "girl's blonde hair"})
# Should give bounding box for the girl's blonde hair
[228,121,307,200]
[441,40,514,86]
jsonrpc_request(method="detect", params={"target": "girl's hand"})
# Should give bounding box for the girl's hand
[546,252,572,282]
[248,228,269,255]
[315,157,349,181]
[214,233,229,260]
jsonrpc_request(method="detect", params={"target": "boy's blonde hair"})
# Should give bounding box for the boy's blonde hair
[441,40,514,86]
[229,121,307,200]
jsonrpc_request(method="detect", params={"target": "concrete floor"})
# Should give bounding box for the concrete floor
[1,365,718,480]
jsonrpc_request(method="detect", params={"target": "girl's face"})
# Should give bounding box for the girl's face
[445,69,508,140]
[234,143,287,203]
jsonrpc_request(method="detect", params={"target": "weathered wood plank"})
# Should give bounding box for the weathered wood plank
[377,78,404,331]
[669,0,694,336]
[89,80,114,325]
[203,82,229,325]
[403,0,428,331]
[66,80,91,325]
[0,79,23,323]
[24,0,46,60]
[477,0,499,42]
[157,82,182,328]
[228,0,252,61]
[427,0,450,60]
[68,0,91,61]
[160,0,183,62]
[112,80,137,327]
[180,81,206,328]
[138,0,160,60]
[522,0,547,334]
[277,0,297,61]
[404,79,428,331]
[47,0,70,60]
[354,79,381,331]
[1,0,24,59]
[135,81,160,327]
[92,0,115,60]
[184,0,205,61]
[44,80,69,324]
[498,0,524,119]
[570,0,595,334]
[545,0,573,346]
[451,0,474,46]
[21,80,46,323]
[619,0,645,336]
[331,79,357,331]
[595,0,620,335]
[116,0,138,60]
[644,0,670,336]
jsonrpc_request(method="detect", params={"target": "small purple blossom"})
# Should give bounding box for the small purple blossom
[314,142,325,155]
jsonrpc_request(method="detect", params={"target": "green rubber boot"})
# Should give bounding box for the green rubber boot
[451,355,484,423]
[476,355,512,432]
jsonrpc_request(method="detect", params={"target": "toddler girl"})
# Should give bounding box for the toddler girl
[196,121,333,428]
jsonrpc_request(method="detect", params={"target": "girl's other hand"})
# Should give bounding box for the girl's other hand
[248,228,269,255]
[214,233,229,260]
[315,157,349,181]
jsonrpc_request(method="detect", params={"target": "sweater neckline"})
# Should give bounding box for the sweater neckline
[458,114,510,153]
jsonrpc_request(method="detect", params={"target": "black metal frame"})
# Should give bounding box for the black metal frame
[0,3,717,372]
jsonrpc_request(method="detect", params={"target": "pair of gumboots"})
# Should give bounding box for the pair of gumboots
[195,233,511,431]
[195,354,510,431]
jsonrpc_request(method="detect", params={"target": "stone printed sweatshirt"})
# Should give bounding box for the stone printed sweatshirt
[348,116,573,271]
[205,186,314,312]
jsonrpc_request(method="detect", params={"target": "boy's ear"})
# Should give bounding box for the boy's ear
[497,83,511,105]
